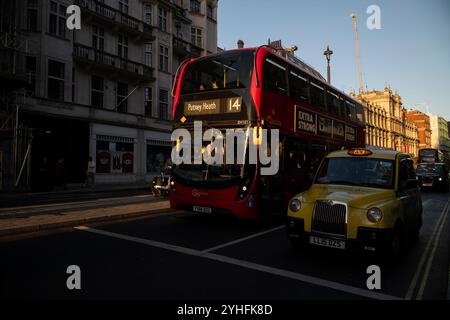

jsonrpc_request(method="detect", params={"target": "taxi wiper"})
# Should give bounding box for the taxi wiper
[328,181,359,186]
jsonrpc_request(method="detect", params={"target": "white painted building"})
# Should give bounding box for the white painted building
[428,113,450,153]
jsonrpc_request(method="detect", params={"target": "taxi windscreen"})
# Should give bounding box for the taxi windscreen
[316,157,395,189]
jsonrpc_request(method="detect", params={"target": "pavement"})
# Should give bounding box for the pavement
[0,190,449,300]
[0,189,170,239]
[0,182,151,208]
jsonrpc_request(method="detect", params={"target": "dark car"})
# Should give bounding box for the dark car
[416,163,449,192]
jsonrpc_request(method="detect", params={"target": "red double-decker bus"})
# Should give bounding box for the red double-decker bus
[169,46,365,219]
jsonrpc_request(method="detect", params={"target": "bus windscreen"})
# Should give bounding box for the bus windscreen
[180,51,255,95]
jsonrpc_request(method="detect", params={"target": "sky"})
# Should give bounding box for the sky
[218,0,450,120]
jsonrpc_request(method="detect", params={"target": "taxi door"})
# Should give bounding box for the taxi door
[397,157,421,232]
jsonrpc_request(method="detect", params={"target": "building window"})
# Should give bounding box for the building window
[92,25,105,51]
[144,4,152,25]
[47,59,65,100]
[118,0,129,14]
[159,45,169,72]
[144,87,152,117]
[49,1,66,38]
[145,43,152,67]
[117,82,128,113]
[91,76,104,108]
[191,27,202,47]
[159,88,169,120]
[207,4,213,19]
[25,56,37,95]
[26,0,38,31]
[158,6,168,32]
[190,0,201,14]
[118,34,128,59]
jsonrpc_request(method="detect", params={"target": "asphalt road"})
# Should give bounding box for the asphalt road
[1,191,449,300]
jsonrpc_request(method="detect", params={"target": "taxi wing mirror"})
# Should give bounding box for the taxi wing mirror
[407,179,418,189]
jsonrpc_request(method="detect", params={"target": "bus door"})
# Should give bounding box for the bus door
[258,135,285,216]
[284,138,311,199]
[310,143,328,174]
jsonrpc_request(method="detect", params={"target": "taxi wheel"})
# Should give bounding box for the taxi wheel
[389,225,407,259]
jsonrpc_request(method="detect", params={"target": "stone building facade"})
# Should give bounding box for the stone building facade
[405,109,431,150]
[352,86,419,157]
[0,0,218,190]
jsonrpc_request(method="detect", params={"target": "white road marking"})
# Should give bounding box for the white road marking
[416,200,450,300]
[202,225,285,253]
[75,226,401,300]
[405,198,450,300]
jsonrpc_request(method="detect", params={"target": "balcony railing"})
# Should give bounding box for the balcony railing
[173,37,203,58]
[74,0,153,36]
[73,43,154,81]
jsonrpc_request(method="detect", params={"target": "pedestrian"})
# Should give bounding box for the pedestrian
[55,158,68,190]
[85,156,95,189]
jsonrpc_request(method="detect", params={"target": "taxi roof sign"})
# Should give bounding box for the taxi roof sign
[348,148,373,156]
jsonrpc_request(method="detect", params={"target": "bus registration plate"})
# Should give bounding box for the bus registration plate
[193,206,212,214]
[310,236,345,250]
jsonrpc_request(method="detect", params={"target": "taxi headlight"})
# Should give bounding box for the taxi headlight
[367,207,383,223]
[289,199,302,212]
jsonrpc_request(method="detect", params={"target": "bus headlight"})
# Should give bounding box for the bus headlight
[367,207,383,223]
[289,199,302,212]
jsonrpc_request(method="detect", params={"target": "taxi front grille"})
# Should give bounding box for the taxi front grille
[312,200,347,236]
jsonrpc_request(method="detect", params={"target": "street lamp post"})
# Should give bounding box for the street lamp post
[323,45,333,84]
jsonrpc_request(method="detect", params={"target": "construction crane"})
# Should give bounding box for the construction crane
[351,13,364,94]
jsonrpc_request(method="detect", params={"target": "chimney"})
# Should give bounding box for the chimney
[237,40,244,49]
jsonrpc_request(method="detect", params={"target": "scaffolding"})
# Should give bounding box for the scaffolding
[0,0,34,191]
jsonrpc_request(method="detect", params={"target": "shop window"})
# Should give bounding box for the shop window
[96,139,134,174]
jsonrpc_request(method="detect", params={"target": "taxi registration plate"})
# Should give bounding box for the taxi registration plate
[310,236,345,250]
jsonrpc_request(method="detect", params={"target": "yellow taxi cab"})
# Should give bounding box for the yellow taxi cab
[287,148,423,257]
